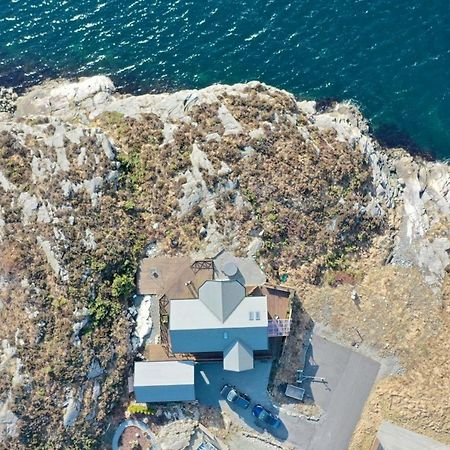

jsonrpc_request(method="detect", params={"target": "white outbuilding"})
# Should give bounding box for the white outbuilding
[134,361,195,403]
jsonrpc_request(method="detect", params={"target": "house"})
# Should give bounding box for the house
[134,361,195,403]
[169,278,268,371]
[132,252,294,402]
[371,421,450,450]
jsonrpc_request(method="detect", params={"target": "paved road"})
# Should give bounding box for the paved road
[195,334,380,450]
[278,335,380,449]
[306,337,380,450]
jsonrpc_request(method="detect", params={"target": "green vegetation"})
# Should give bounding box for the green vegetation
[90,258,107,272]
[89,296,121,324]
[96,111,128,137]
[127,403,155,415]
[123,199,136,212]
[323,250,350,271]
[51,296,68,309]
[111,273,135,298]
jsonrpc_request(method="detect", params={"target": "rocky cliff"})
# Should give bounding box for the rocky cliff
[0,76,448,449]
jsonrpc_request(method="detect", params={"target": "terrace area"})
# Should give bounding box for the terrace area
[137,256,214,299]
[249,284,293,337]
[137,252,293,362]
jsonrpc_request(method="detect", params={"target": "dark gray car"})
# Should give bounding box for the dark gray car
[220,384,251,409]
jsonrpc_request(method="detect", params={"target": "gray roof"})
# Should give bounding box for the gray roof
[170,326,268,354]
[213,251,266,286]
[223,340,254,372]
[134,361,195,402]
[198,279,245,322]
[134,361,194,385]
[134,361,195,386]
[376,421,450,450]
[134,383,195,403]
[169,278,268,371]
[170,295,267,331]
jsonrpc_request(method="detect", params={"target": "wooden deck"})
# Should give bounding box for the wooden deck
[249,284,293,320]
[137,256,214,299]
[144,344,197,362]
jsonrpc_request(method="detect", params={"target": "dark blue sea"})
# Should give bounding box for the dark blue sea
[1,0,449,158]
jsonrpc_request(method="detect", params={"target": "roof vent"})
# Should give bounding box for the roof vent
[223,261,238,277]
[150,268,159,278]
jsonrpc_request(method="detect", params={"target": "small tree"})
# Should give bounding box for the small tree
[89,296,121,324]
[111,274,135,298]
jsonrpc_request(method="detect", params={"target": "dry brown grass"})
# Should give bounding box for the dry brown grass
[2,84,444,448]
[296,251,450,448]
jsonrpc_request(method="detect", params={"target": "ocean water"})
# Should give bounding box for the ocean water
[0,0,449,159]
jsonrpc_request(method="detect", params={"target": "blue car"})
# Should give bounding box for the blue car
[252,404,282,429]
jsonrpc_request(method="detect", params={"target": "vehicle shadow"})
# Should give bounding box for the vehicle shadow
[227,400,289,441]
[196,361,289,441]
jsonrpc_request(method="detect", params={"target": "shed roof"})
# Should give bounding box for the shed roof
[223,340,254,372]
[375,421,450,450]
[134,361,195,387]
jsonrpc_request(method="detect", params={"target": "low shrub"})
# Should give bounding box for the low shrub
[89,296,121,324]
[127,403,155,415]
[111,273,135,298]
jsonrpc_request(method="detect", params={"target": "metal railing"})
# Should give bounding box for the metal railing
[191,259,214,274]
[268,319,291,337]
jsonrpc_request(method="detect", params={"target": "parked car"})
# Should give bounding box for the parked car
[252,404,282,429]
[220,384,251,409]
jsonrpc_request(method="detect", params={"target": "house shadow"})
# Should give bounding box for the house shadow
[296,340,331,403]
[271,293,318,404]
[195,360,289,441]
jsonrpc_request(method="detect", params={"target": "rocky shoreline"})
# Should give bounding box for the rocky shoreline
[0,76,448,448]
[13,74,445,291]
[0,87,17,114]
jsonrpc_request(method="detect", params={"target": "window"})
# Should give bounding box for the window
[249,311,254,320]
[255,311,261,321]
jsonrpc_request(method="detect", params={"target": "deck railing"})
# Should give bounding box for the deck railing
[191,259,214,274]
[268,319,291,337]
